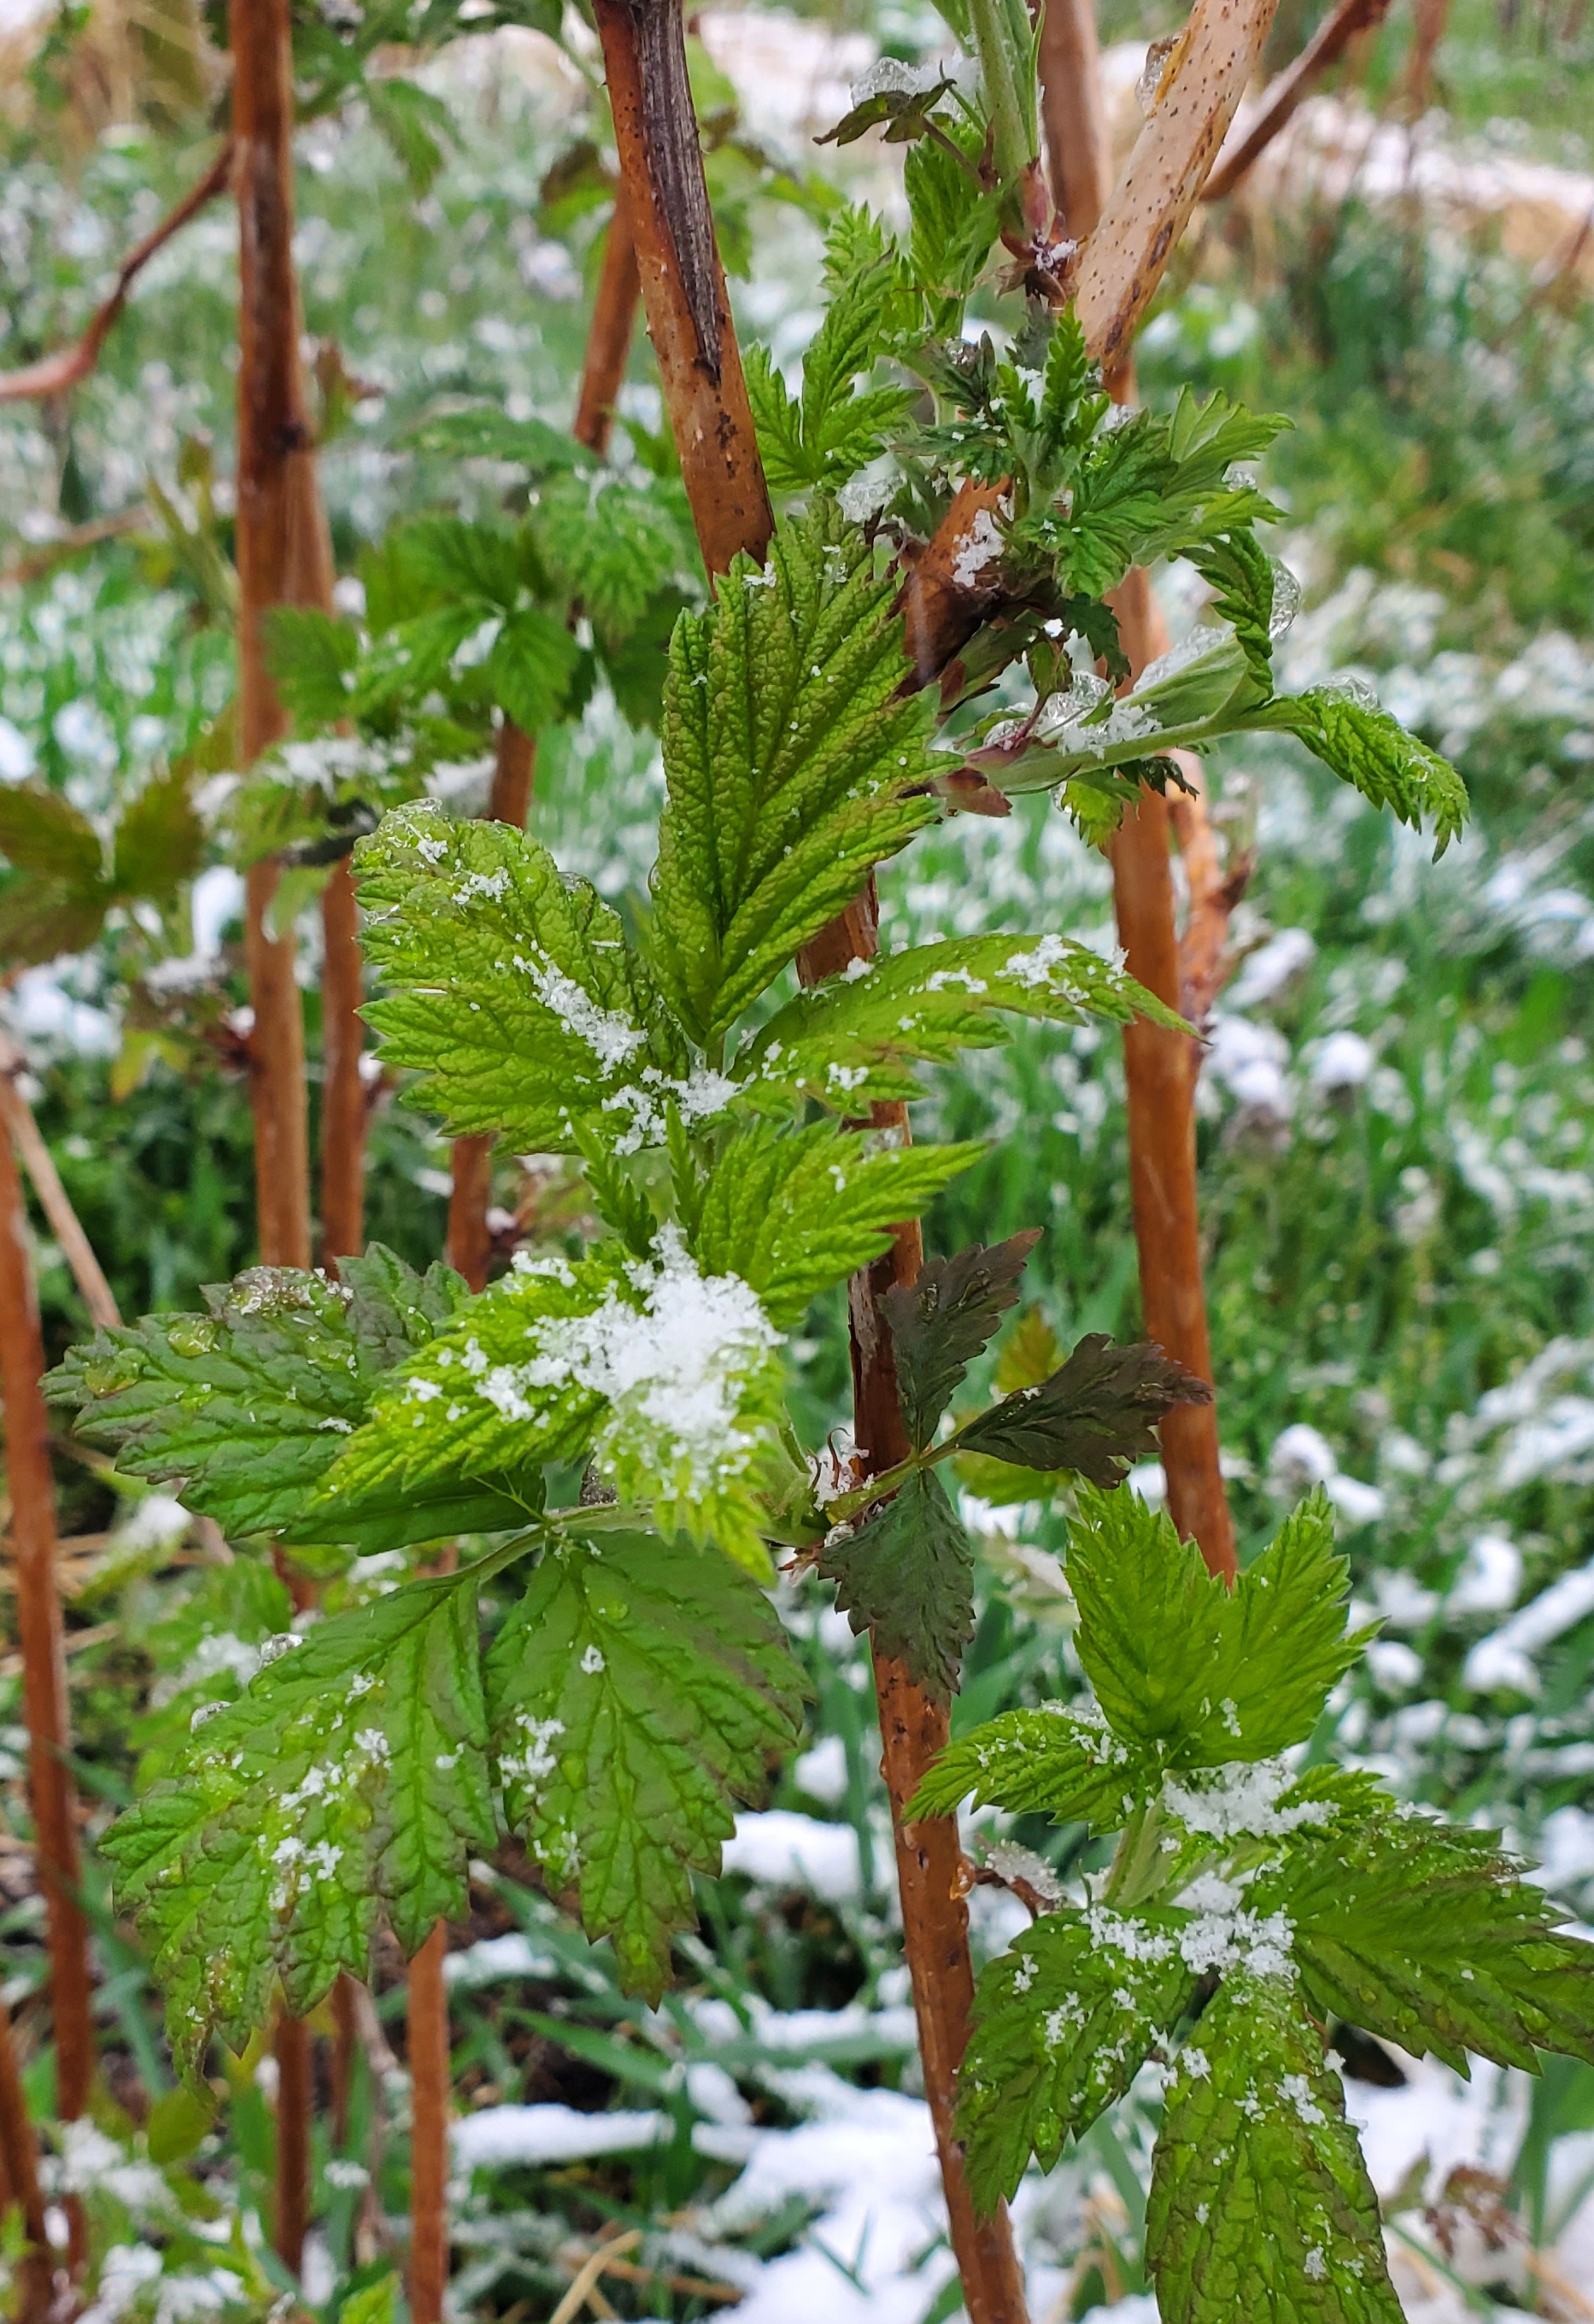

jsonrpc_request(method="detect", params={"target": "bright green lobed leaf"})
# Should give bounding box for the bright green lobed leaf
[745,253,915,494]
[486,1531,806,2000]
[45,1250,467,1542]
[104,1565,497,2071]
[318,1232,789,1575]
[740,931,1187,1112]
[1146,1976,1404,2324]
[689,1118,985,1331]
[907,1703,1158,1829]
[1263,1815,1594,2075]
[1066,1488,1365,1764]
[354,802,707,1154]
[958,1904,1198,2211]
[110,765,206,899]
[650,504,944,1045]
[1266,685,1469,857]
[819,1466,974,1702]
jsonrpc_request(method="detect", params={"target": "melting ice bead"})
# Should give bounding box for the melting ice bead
[1269,560,1303,642]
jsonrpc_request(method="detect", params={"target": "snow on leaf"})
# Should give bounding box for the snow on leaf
[103,1567,495,2073]
[1146,1976,1404,2324]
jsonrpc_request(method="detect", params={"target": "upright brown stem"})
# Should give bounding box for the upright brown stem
[1107,576,1236,1580]
[0,1123,95,2123]
[573,191,640,460]
[406,1923,450,2324]
[1035,0,1238,1579]
[1040,0,1113,237]
[589,0,773,575]
[231,0,329,2264]
[594,15,1023,2312]
[319,860,368,1268]
[0,1034,119,1331]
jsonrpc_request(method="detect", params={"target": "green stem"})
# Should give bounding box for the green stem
[965,0,1039,196]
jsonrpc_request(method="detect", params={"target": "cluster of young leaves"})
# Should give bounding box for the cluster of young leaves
[0,764,202,969]
[742,199,1469,858]
[911,1488,1594,2321]
[820,1232,1210,1699]
[234,445,700,869]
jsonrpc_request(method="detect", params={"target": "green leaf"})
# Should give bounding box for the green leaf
[110,765,205,899]
[0,781,103,886]
[1266,685,1468,857]
[403,406,589,472]
[366,77,458,195]
[952,1334,1210,1484]
[746,255,916,494]
[355,802,699,1153]
[1059,390,1286,599]
[485,1531,805,1999]
[1179,1491,1368,1765]
[741,930,1186,1111]
[817,73,958,149]
[45,1252,467,1542]
[882,1231,1038,1449]
[958,1904,1198,2210]
[1064,1489,1367,1765]
[1146,1976,1404,2324]
[104,1565,497,2071]
[1268,1816,1594,2075]
[650,504,944,1045]
[1065,1486,1229,1748]
[263,606,359,728]
[819,1466,974,1701]
[533,468,695,649]
[479,605,583,736]
[0,878,108,966]
[904,132,999,301]
[907,1703,1157,1829]
[319,1232,788,1576]
[689,1119,985,1330]
[1186,531,1279,697]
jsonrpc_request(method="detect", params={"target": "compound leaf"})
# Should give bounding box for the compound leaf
[110,765,205,899]
[486,1531,806,1999]
[819,1466,973,1702]
[1065,1486,1230,1748]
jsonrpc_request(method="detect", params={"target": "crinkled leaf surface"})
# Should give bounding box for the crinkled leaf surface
[1268,686,1468,857]
[355,803,700,1153]
[819,1466,974,1702]
[909,1705,1157,1829]
[952,1334,1210,1484]
[1267,1815,1594,2074]
[882,1232,1039,1449]
[486,1531,806,1999]
[741,932,1183,1112]
[105,1566,495,2070]
[45,1250,466,1542]
[689,1120,984,1332]
[650,505,944,1044]
[958,1905,1198,2210]
[1146,1976,1404,2324]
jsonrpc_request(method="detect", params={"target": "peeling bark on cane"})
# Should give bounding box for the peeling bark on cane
[589,0,774,577]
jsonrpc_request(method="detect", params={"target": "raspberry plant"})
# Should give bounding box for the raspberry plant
[38,0,1594,2313]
